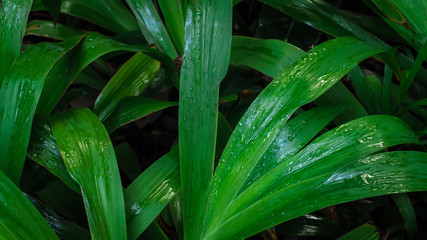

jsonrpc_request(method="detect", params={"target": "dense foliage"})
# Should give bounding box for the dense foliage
[0,0,427,239]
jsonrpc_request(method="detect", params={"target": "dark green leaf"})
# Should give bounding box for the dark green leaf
[41,0,61,23]
[0,169,59,239]
[0,36,83,184]
[27,117,80,193]
[104,97,177,134]
[204,38,384,236]
[124,146,180,240]
[338,224,379,240]
[125,0,178,59]
[93,52,161,121]
[26,20,83,41]
[0,0,33,84]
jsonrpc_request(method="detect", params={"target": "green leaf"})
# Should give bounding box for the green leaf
[0,36,83,184]
[157,0,186,54]
[204,37,384,236]
[124,146,180,240]
[227,115,418,219]
[93,52,161,121]
[50,108,127,240]
[27,194,90,240]
[115,142,142,181]
[0,169,59,239]
[41,0,61,23]
[338,224,379,240]
[0,0,33,84]
[207,151,427,239]
[60,0,138,33]
[314,83,368,125]
[230,36,304,77]
[125,0,178,59]
[27,116,80,193]
[179,0,232,239]
[139,222,169,240]
[26,20,83,41]
[36,32,161,116]
[241,105,345,191]
[104,96,177,134]
[261,0,388,49]
[393,193,417,239]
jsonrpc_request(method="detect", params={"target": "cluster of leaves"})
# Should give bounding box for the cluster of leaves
[0,0,427,239]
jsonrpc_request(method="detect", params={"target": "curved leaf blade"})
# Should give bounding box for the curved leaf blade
[36,32,161,116]
[27,117,80,193]
[179,0,232,239]
[205,37,384,233]
[124,146,180,240]
[50,108,126,240]
[208,151,427,239]
[104,97,177,134]
[0,0,32,84]
[125,0,178,59]
[0,169,59,240]
[93,52,161,121]
[0,36,83,184]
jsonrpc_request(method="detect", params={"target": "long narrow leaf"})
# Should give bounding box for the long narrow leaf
[93,52,161,120]
[0,36,83,184]
[124,146,180,240]
[36,32,161,116]
[204,37,384,234]
[104,97,177,134]
[0,169,59,239]
[0,0,32,84]
[206,151,427,239]
[50,108,127,240]
[126,0,178,59]
[179,0,232,239]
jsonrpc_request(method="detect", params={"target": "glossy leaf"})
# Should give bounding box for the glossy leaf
[115,142,142,181]
[158,0,186,54]
[0,169,59,239]
[60,0,138,33]
[261,0,388,49]
[206,151,427,239]
[204,38,384,235]
[27,117,80,193]
[27,194,90,240]
[104,96,177,133]
[393,193,417,239]
[0,0,33,84]
[126,0,178,59]
[124,146,180,240]
[179,0,232,239]
[26,20,83,41]
[36,32,161,116]
[241,105,346,191]
[338,224,379,240]
[229,36,367,124]
[230,36,304,77]
[50,108,126,240]
[93,52,161,121]
[0,36,83,184]
[227,115,419,218]
[41,0,61,23]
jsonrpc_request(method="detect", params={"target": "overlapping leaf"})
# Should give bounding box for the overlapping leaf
[0,169,59,239]
[0,36,83,184]
[178,0,232,239]
[50,108,126,240]
[124,146,180,240]
[0,0,33,84]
